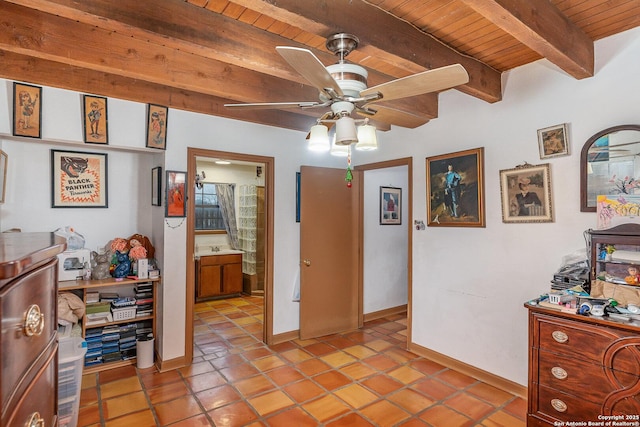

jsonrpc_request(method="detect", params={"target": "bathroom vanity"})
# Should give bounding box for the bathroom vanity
[195,251,243,301]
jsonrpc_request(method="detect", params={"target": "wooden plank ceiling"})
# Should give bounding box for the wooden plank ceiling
[0,0,638,132]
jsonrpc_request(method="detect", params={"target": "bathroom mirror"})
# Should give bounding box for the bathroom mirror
[581,125,640,212]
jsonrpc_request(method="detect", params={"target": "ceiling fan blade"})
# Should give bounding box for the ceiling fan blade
[224,101,323,110]
[276,46,343,98]
[358,105,430,129]
[361,64,469,102]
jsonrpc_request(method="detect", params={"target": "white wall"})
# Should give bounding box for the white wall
[363,166,409,313]
[1,25,638,386]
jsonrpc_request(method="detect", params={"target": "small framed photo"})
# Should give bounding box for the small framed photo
[166,170,186,217]
[12,82,42,138]
[296,172,301,223]
[0,150,7,203]
[426,147,485,227]
[380,186,401,225]
[538,123,569,159]
[146,104,168,150]
[151,166,162,206]
[51,149,108,208]
[82,94,108,144]
[499,163,553,223]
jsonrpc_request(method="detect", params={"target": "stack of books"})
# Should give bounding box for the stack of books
[102,325,121,363]
[84,328,103,366]
[119,324,138,359]
[135,284,154,317]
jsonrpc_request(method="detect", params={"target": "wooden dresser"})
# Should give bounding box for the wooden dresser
[0,232,66,427]
[526,304,640,425]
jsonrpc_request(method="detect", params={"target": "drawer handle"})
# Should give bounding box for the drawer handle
[551,330,568,343]
[551,398,567,413]
[24,304,45,337]
[551,366,568,380]
[25,411,45,427]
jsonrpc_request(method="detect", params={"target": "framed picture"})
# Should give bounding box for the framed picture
[426,147,485,227]
[538,123,569,159]
[380,186,401,225]
[151,166,162,206]
[146,104,168,150]
[50,149,108,208]
[12,82,42,138]
[82,94,108,144]
[499,163,553,223]
[166,170,186,217]
[0,150,7,203]
[296,172,301,223]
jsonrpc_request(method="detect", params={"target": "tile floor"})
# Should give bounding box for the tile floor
[77,295,526,426]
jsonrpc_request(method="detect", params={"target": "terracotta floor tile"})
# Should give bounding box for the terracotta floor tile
[147,380,190,405]
[82,374,97,389]
[343,344,378,359]
[446,392,495,420]
[165,414,214,426]
[154,395,203,425]
[397,418,431,427]
[80,386,98,406]
[435,369,477,389]
[209,354,245,370]
[268,341,297,353]
[384,348,419,363]
[208,400,259,427]
[251,354,286,371]
[102,391,149,420]
[196,384,242,411]
[340,361,377,380]
[320,351,357,368]
[363,354,400,371]
[363,339,394,352]
[360,399,411,426]
[139,369,182,389]
[186,371,227,393]
[77,403,101,426]
[325,412,377,427]
[334,384,379,409]
[178,360,216,377]
[419,404,474,427]
[387,365,426,384]
[480,409,526,426]
[467,382,515,406]
[313,370,352,391]
[302,394,351,423]
[219,362,260,382]
[242,347,273,360]
[283,379,326,403]
[361,374,404,396]
[265,365,305,386]
[98,366,137,384]
[325,336,358,349]
[265,406,318,427]
[503,396,527,419]
[387,388,434,414]
[234,374,277,397]
[248,389,295,416]
[280,348,314,363]
[409,358,447,375]
[305,342,337,356]
[411,377,458,401]
[100,377,142,399]
[296,358,332,376]
[103,409,156,427]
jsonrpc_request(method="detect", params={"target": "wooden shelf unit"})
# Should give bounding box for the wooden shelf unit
[59,276,160,373]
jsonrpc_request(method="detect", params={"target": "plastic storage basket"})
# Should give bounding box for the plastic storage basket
[58,336,87,427]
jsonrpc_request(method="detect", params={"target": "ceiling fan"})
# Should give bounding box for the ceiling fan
[224,33,469,133]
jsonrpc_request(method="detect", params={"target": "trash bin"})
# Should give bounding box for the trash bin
[136,334,155,369]
[58,336,87,427]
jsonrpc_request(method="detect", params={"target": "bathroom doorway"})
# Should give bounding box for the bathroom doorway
[185,148,274,364]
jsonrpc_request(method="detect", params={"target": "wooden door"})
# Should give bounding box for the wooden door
[299,165,361,339]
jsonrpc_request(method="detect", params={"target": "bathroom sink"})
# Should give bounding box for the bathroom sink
[195,248,244,257]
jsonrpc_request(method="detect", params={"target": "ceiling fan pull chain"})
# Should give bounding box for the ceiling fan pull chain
[345,147,353,188]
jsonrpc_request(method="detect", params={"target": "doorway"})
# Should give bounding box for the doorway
[185,148,275,365]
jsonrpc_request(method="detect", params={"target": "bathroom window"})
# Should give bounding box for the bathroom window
[195,183,226,231]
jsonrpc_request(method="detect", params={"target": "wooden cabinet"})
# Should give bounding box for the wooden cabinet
[0,232,66,427]
[196,254,242,301]
[58,276,160,373]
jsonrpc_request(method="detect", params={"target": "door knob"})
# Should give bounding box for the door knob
[303,259,311,266]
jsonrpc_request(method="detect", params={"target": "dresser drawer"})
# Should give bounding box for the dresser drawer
[536,314,638,370]
[2,341,57,427]
[534,383,602,422]
[0,259,57,409]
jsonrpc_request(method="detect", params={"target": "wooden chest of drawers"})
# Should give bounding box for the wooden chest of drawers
[0,233,66,427]
[527,305,640,426]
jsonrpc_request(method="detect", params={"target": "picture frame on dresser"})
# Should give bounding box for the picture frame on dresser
[51,149,108,208]
[12,82,42,139]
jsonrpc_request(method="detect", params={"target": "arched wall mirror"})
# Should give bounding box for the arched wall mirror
[581,124,640,212]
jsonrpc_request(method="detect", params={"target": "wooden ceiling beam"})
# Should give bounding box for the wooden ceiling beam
[4,0,437,122]
[460,0,594,79]
[227,0,503,103]
[0,50,319,133]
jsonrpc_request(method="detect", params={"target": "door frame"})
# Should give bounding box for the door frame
[356,157,413,346]
[185,148,275,365]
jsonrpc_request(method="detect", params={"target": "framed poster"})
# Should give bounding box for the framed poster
[166,170,186,217]
[146,104,168,150]
[51,149,108,208]
[380,186,401,225]
[426,147,485,227]
[152,166,162,206]
[12,82,42,138]
[538,123,569,159]
[82,94,108,144]
[499,163,553,223]
[0,150,7,203]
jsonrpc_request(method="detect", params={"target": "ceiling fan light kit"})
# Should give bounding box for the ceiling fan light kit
[308,124,331,152]
[356,123,378,151]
